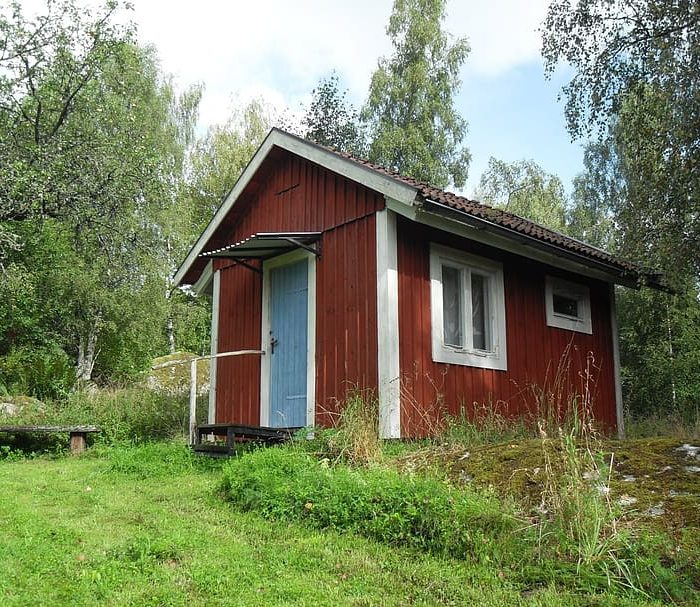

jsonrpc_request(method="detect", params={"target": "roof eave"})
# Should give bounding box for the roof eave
[420,199,657,288]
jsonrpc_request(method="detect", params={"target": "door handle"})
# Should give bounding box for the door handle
[270,337,279,354]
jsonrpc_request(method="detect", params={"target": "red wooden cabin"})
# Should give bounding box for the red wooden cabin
[174,129,658,438]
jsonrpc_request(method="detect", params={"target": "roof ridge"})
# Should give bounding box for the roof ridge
[305,135,652,279]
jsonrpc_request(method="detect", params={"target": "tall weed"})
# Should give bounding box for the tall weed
[441,401,530,446]
[626,411,700,440]
[312,389,382,465]
[58,387,192,443]
[529,348,648,593]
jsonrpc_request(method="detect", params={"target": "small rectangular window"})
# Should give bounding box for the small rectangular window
[552,293,579,319]
[545,276,592,334]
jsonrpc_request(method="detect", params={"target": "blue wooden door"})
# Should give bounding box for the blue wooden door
[269,259,308,427]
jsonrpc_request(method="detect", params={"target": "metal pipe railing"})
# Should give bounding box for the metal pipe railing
[153,350,265,444]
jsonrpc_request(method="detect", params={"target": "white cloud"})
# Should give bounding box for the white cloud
[449,1,551,75]
[14,0,554,126]
[131,0,393,124]
[127,0,551,127]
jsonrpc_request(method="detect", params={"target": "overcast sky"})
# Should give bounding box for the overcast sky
[25,0,584,197]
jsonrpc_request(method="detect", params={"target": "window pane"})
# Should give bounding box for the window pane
[553,293,579,318]
[442,265,462,347]
[471,274,489,350]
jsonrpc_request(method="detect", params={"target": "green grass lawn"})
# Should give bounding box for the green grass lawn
[0,443,688,606]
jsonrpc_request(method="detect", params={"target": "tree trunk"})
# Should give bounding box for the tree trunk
[76,319,100,382]
[166,314,176,354]
[165,237,176,354]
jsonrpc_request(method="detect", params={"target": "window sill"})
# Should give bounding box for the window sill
[432,345,507,370]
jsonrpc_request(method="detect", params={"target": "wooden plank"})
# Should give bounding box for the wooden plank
[192,443,229,453]
[197,423,298,439]
[0,425,101,433]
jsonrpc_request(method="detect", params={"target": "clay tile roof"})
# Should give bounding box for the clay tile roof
[329,147,661,285]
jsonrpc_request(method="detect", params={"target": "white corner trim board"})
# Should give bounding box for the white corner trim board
[207,269,220,423]
[609,284,625,438]
[376,208,401,439]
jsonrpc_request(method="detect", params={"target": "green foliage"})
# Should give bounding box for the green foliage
[301,73,366,155]
[0,1,205,391]
[542,0,700,141]
[168,290,212,356]
[7,449,670,607]
[567,141,620,250]
[618,285,700,423]
[476,157,568,231]
[542,1,700,279]
[310,390,382,466]
[539,428,626,579]
[105,440,219,478]
[0,387,192,447]
[220,442,696,600]
[62,388,191,444]
[611,85,700,278]
[440,403,531,447]
[0,0,133,225]
[362,0,470,188]
[187,98,272,236]
[0,344,74,401]
[220,447,520,562]
[626,413,700,441]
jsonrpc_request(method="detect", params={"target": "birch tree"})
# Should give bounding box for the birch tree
[0,1,202,391]
[362,0,470,188]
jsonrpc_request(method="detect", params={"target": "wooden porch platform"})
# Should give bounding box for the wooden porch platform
[192,423,299,456]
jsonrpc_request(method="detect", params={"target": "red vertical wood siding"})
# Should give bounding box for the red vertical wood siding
[396,217,617,436]
[212,152,382,247]
[207,148,618,435]
[214,260,262,425]
[315,216,378,426]
[212,153,383,424]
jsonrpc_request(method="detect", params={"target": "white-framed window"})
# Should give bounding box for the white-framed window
[545,276,592,334]
[429,244,507,370]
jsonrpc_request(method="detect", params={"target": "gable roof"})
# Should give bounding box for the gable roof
[174,128,662,290]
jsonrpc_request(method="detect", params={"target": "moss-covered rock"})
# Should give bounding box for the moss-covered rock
[146,352,210,396]
[398,437,700,533]
[0,395,46,420]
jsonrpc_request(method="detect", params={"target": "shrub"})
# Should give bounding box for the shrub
[0,344,74,401]
[59,387,191,443]
[219,447,523,564]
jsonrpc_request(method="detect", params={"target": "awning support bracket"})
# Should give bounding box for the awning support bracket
[233,259,263,274]
[282,236,320,257]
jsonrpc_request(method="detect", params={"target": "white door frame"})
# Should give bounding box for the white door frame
[259,249,316,428]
